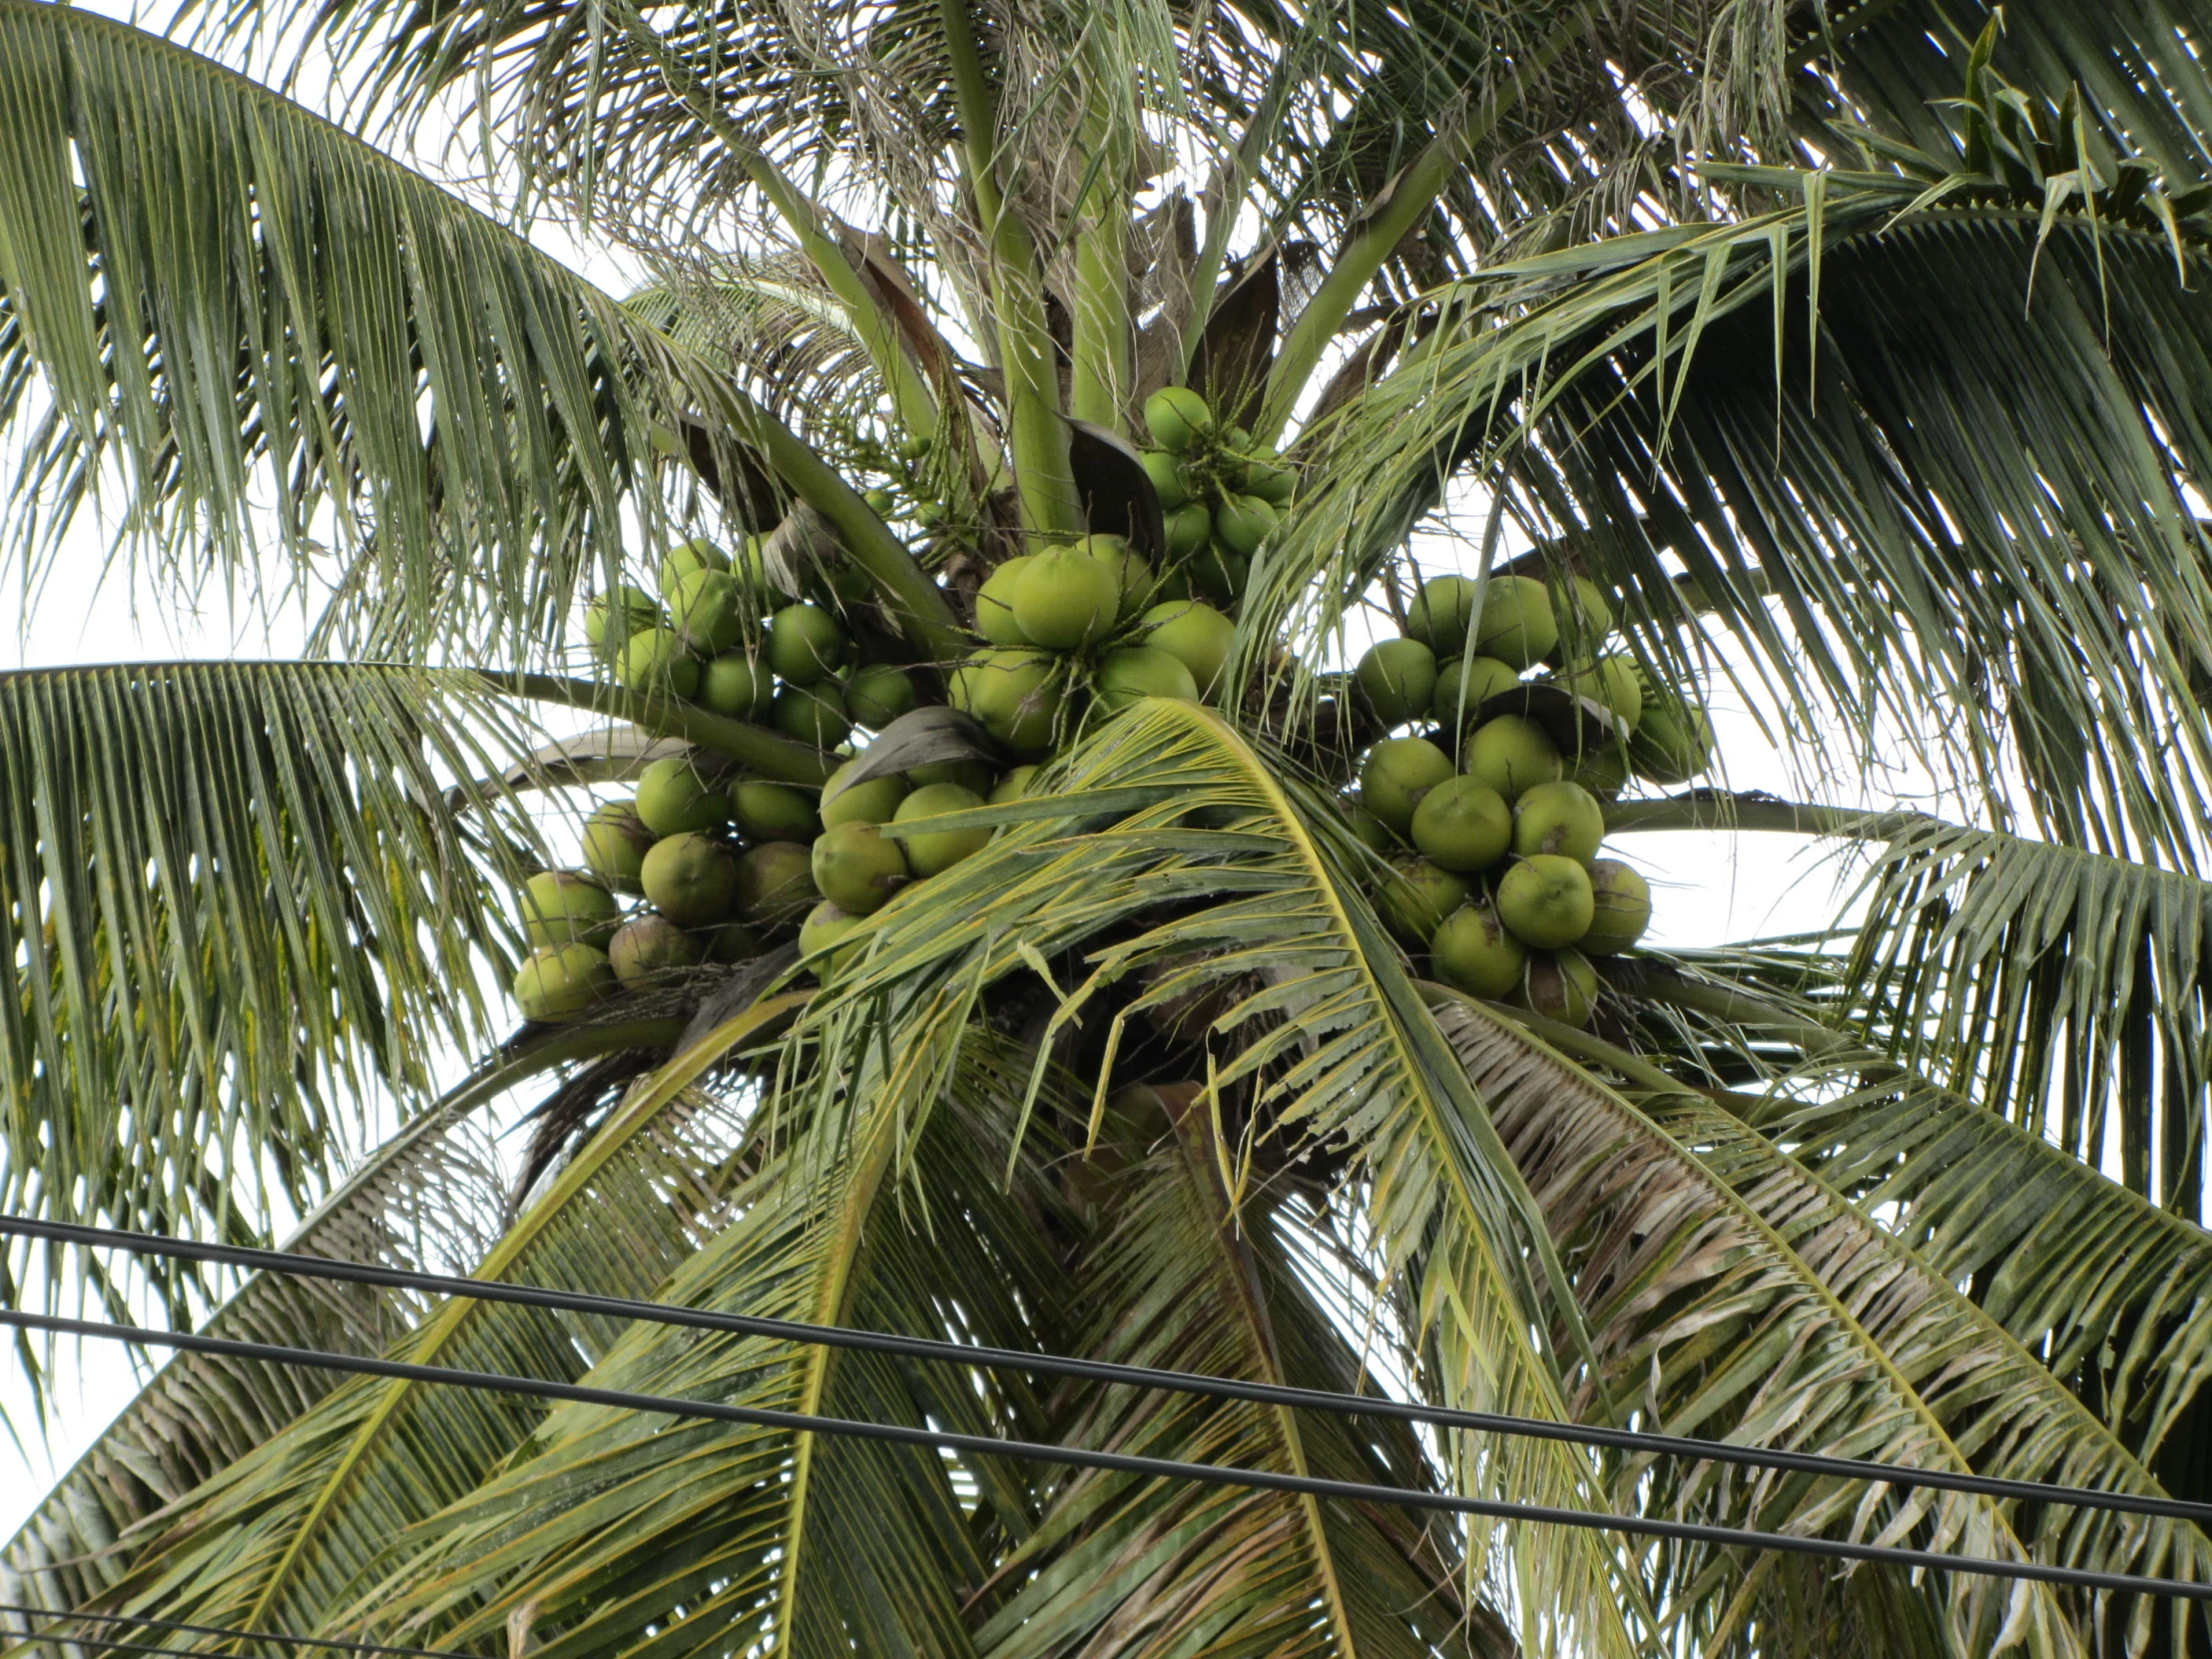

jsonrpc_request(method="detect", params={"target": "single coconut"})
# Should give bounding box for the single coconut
[1432,655,1521,726]
[700,919,765,963]
[519,870,621,949]
[641,832,740,926]
[1212,494,1278,558]
[974,556,1036,647]
[1139,601,1235,697]
[669,568,745,656]
[657,537,730,595]
[844,664,918,730]
[894,782,990,875]
[1243,451,1297,505]
[1095,646,1199,713]
[964,649,1062,756]
[636,756,728,837]
[1554,576,1614,654]
[731,536,787,606]
[909,757,995,793]
[1359,737,1455,835]
[821,759,909,829]
[1430,904,1527,999]
[1410,778,1513,871]
[1558,654,1643,732]
[1346,797,1396,852]
[586,584,661,649]
[1164,501,1214,560]
[581,802,654,895]
[513,942,613,1021]
[1187,545,1248,606]
[1518,949,1600,1027]
[696,654,774,720]
[607,912,706,989]
[1509,780,1606,863]
[991,766,1039,803]
[1495,854,1595,949]
[1141,448,1191,509]
[1463,716,1562,803]
[799,898,867,973]
[1013,545,1120,650]
[1380,858,1472,944]
[1356,639,1438,728]
[1569,742,1632,801]
[729,780,819,843]
[1470,575,1559,668]
[618,627,701,701]
[774,681,851,749]
[812,822,910,914]
[1582,859,1652,954]
[1076,535,1152,622]
[1144,386,1215,451]
[1630,696,1715,784]
[1404,575,1478,654]
[736,840,819,928]
[766,603,850,684]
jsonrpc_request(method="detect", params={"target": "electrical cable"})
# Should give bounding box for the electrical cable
[4,1307,2208,1606]
[9,1213,2206,1528]
[0,1602,478,1658]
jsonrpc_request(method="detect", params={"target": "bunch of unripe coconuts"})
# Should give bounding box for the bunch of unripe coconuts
[505,384,1711,1028]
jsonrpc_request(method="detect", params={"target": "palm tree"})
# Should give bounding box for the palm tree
[5,0,2212,1650]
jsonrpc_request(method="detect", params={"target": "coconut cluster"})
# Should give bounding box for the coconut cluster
[1349,572,1716,1028]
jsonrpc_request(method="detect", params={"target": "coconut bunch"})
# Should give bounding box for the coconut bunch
[1347,571,1717,1028]
[1135,386,1298,606]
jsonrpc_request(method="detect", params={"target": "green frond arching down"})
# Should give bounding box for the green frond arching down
[0,0,772,669]
[976,1091,1514,1659]
[72,993,803,1651]
[312,1035,1063,1659]
[1248,164,2212,864]
[0,662,538,1300]
[1427,992,2212,1657]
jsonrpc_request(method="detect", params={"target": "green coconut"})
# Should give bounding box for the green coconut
[1187,545,1248,605]
[669,568,745,656]
[1140,448,1191,509]
[1095,646,1199,713]
[843,665,917,730]
[618,628,702,701]
[581,802,655,895]
[731,536,787,606]
[1518,949,1600,1027]
[964,649,1062,756]
[1359,737,1455,835]
[640,832,740,926]
[1145,386,1215,451]
[636,756,728,837]
[1463,715,1563,803]
[908,758,995,794]
[1212,495,1279,558]
[799,898,868,973]
[1410,778,1513,872]
[1380,858,1472,944]
[990,766,1039,803]
[658,537,731,595]
[519,870,621,950]
[1014,545,1120,650]
[774,681,851,749]
[1568,742,1633,801]
[1164,501,1214,560]
[729,780,820,843]
[586,584,662,649]
[1582,859,1653,954]
[895,783,991,875]
[1138,601,1234,698]
[1243,450,1297,505]
[821,759,909,829]
[766,603,850,684]
[1510,780,1606,863]
[607,912,707,989]
[1558,654,1643,732]
[1431,655,1521,727]
[1630,695,1716,784]
[696,653,775,720]
[1346,797,1397,852]
[1554,576,1614,654]
[1495,854,1595,949]
[1356,638,1438,728]
[1404,575,1478,654]
[1079,535,1153,623]
[974,556,1036,647]
[863,486,895,514]
[513,942,614,1022]
[700,919,765,963]
[736,840,820,928]
[1430,904,1527,999]
[812,822,910,915]
[1470,575,1559,669]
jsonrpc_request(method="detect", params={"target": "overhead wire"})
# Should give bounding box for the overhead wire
[0,1602,479,1658]
[9,1213,2208,1527]
[4,1306,2210,1605]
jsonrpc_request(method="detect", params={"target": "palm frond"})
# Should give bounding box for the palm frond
[0,661,535,1289]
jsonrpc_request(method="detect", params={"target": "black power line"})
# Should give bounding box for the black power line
[4,1307,2209,1606]
[9,1214,2206,1528]
[0,1602,478,1658]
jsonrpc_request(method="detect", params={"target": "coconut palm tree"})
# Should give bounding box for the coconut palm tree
[5,0,2212,1651]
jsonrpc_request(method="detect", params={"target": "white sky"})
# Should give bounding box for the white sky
[0,7,1864,1536]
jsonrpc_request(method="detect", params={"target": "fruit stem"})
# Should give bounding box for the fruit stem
[480,673,837,785]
